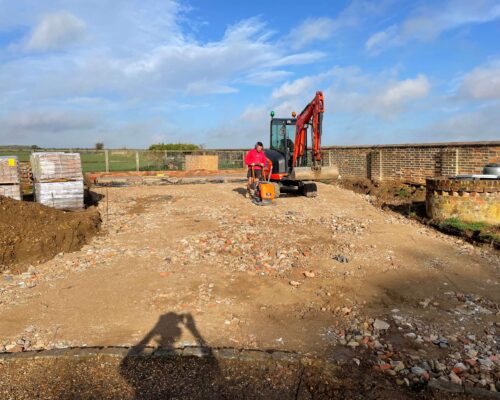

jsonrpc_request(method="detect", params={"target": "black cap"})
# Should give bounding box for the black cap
[256,141,264,147]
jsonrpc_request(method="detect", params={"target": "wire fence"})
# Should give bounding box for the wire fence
[0,148,334,173]
[0,149,250,173]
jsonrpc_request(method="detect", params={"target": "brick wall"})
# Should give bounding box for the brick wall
[322,141,500,183]
[426,178,500,224]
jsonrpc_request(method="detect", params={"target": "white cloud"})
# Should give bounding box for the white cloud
[271,67,430,117]
[186,80,238,95]
[269,52,326,67]
[1,14,324,105]
[413,105,500,142]
[102,17,324,98]
[287,17,339,49]
[243,70,292,86]
[26,11,86,51]
[457,60,500,100]
[2,110,95,133]
[366,0,500,54]
[287,1,394,49]
[272,74,328,99]
[364,25,397,53]
[375,74,430,108]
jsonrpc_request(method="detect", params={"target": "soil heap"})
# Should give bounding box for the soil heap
[0,195,101,272]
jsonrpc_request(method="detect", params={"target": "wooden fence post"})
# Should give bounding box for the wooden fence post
[135,151,140,172]
[105,150,109,172]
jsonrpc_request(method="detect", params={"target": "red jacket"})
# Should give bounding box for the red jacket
[244,148,267,170]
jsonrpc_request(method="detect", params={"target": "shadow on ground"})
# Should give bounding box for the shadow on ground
[0,309,481,399]
[119,312,222,399]
[233,187,248,197]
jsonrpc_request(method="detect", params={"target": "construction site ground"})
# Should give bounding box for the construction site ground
[0,182,499,397]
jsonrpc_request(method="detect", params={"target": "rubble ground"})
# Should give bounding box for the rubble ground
[0,182,498,394]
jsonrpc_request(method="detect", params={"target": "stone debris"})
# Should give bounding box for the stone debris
[0,183,498,395]
[373,319,390,331]
[333,255,349,263]
[419,298,432,308]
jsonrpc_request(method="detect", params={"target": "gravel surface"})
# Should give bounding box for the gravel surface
[0,182,498,397]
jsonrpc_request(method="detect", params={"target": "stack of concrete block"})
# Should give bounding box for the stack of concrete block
[31,152,84,210]
[0,156,22,200]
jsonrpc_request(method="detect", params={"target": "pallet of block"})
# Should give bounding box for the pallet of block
[0,156,22,200]
[0,156,21,184]
[34,180,84,210]
[30,152,83,182]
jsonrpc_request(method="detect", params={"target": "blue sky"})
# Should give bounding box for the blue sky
[0,0,499,148]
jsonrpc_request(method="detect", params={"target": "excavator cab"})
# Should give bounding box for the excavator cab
[270,118,296,172]
[266,117,312,177]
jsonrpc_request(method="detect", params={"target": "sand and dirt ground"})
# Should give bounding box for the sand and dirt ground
[0,182,498,396]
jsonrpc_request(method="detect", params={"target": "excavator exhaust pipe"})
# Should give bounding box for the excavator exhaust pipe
[291,165,339,181]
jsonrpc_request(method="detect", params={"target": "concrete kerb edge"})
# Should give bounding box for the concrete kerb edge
[1,347,498,397]
[0,346,302,365]
[94,175,246,187]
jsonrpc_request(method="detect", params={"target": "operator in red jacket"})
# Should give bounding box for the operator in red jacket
[244,141,267,198]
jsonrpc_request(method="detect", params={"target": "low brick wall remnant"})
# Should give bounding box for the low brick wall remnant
[426,178,500,225]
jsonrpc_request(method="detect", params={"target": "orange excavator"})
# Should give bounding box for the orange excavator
[264,91,339,197]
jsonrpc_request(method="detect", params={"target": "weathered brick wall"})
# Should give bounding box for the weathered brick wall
[324,148,368,178]
[322,142,500,183]
[426,178,500,224]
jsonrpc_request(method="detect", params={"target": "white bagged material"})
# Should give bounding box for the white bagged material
[31,152,83,182]
[34,180,84,210]
[0,184,22,200]
[0,156,20,184]
[30,152,84,210]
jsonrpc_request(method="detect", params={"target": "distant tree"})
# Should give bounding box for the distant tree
[30,145,40,149]
[149,143,201,151]
[95,142,104,150]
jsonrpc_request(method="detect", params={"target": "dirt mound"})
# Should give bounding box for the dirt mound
[337,178,499,248]
[0,196,101,273]
[337,178,425,205]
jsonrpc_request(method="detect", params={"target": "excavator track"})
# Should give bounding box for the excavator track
[299,181,317,197]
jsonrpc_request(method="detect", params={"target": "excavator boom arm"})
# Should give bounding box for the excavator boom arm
[292,91,324,168]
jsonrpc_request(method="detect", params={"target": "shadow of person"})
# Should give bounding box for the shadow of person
[129,312,191,352]
[119,312,220,399]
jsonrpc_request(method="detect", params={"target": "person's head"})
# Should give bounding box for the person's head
[255,141,263,152]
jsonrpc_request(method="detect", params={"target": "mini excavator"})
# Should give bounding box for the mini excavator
[264,91,339,197]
